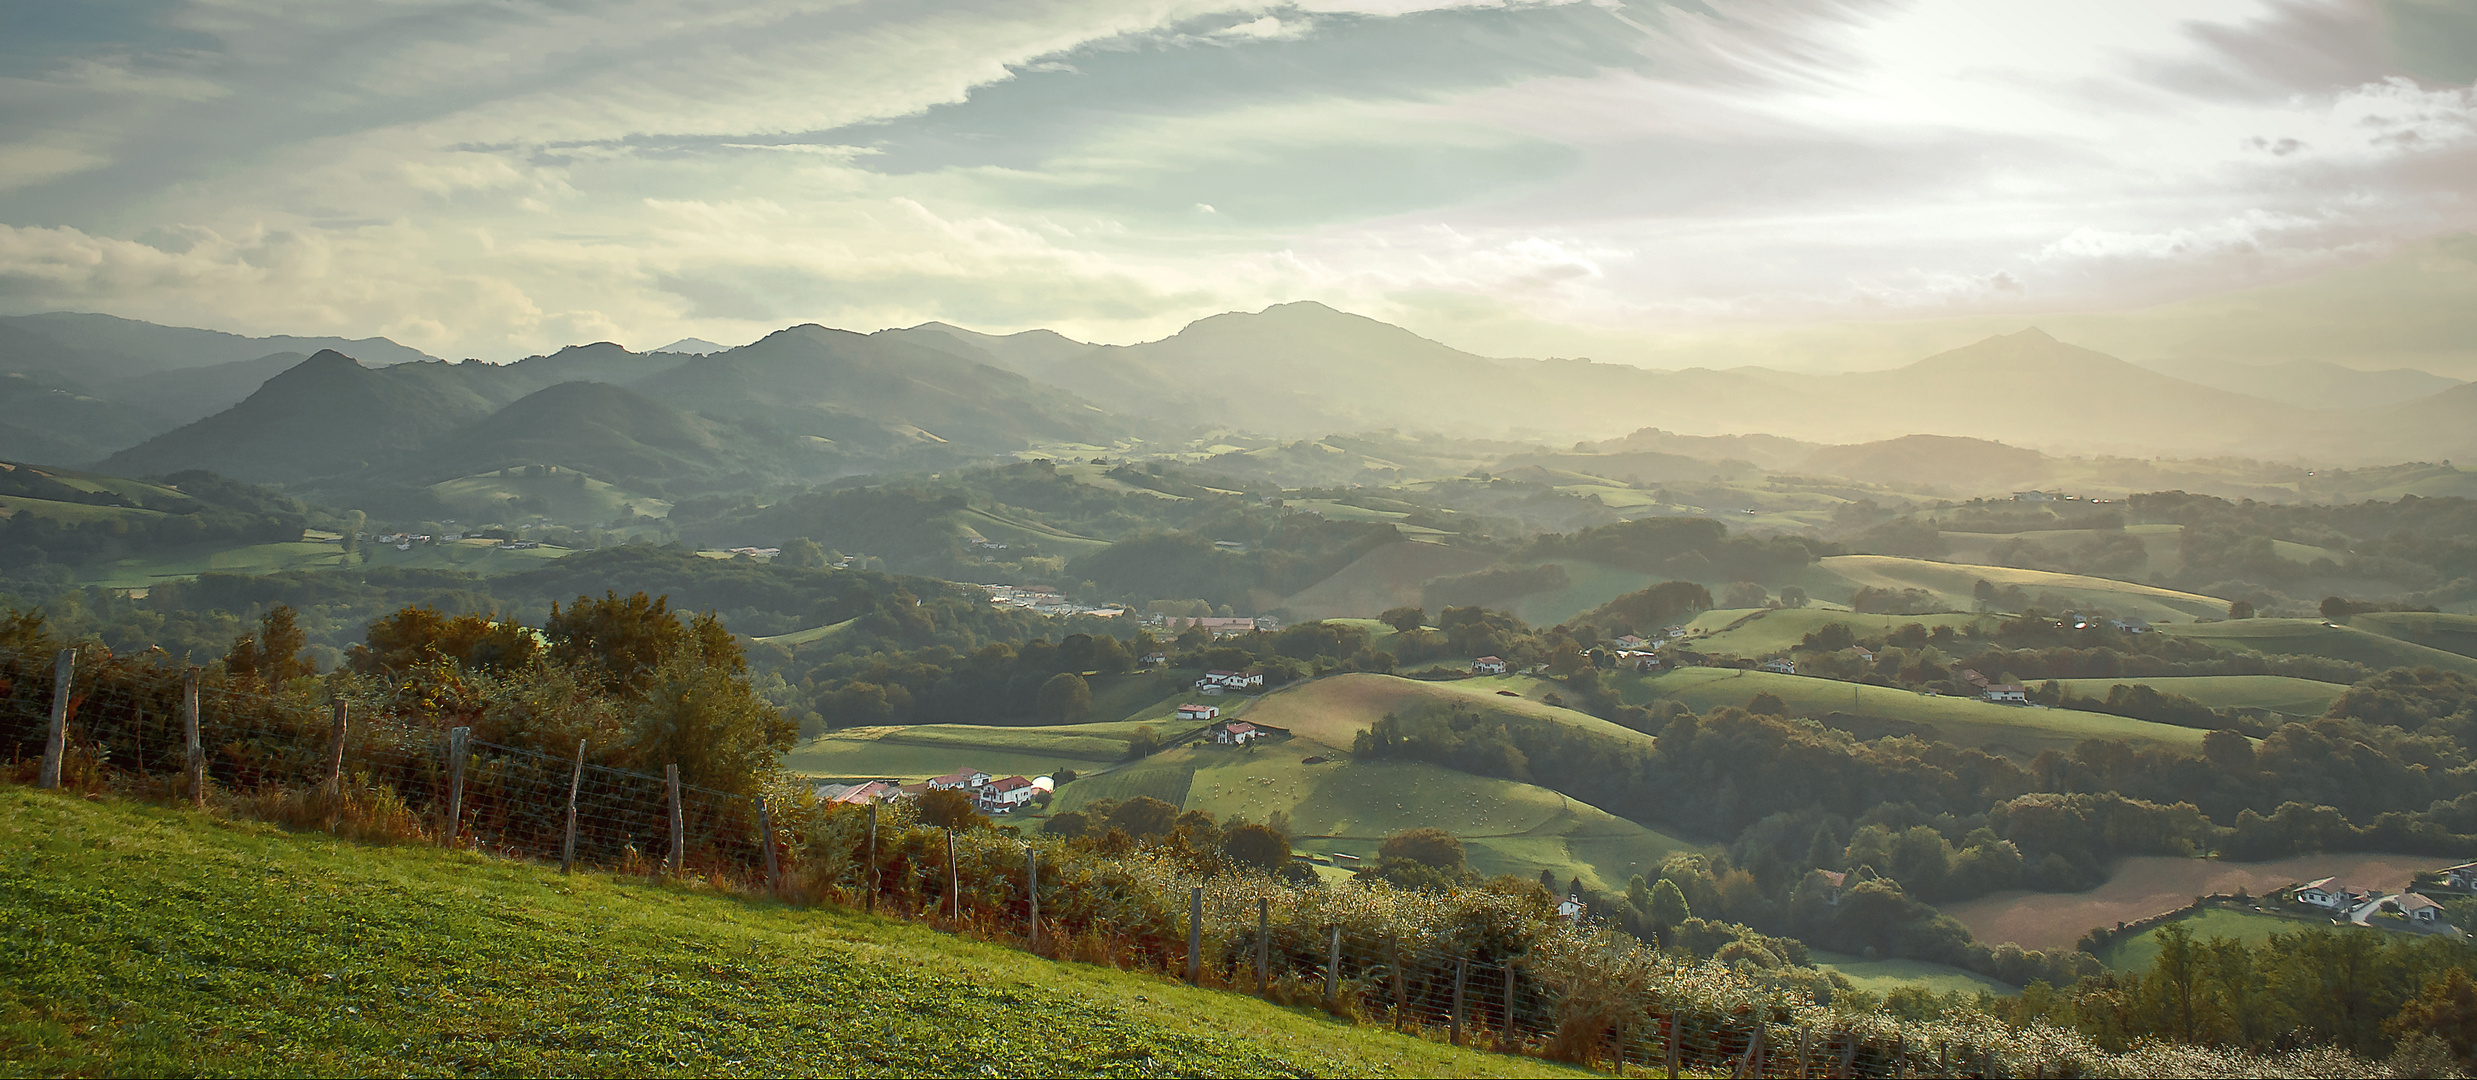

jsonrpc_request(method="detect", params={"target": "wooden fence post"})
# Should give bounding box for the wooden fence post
[1502,962,1517,1041]
[1184,886,1203,984]
[1892,1033,1906,1080]
[945,827,960,922]
[323,700,349,795]
[1256,896,1271,996]
[1324,925,1342,1009]
[182,668,203,808]
[665,764,684,877]
[443,726,469,845]
[1937,1043,1949,1078]
[1797,1025,1812,1079]
[1389,935,1406,1031]
[38,648,72,789]
[560,738,584,873]
[1026,847,1040,951]
[1664,1015,1680,1080]
[1450,957,1467,1046]
[865,801,879,914]
[757,796,780,895]
[1748,1020,1767,1078]
[1837,1034,1856,1079]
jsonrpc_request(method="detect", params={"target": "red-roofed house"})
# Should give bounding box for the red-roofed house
[2399,892,2448,926]
[1212,721,1261,745]
[977,775,1038,812]
[1471,656,1508,675]
[928,768,992,792]
[1176,703,1221,723]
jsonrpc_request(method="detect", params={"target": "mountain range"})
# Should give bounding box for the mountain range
[13,302,2477,507]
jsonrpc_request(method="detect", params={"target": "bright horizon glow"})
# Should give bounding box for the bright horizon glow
[0,0,2472,362]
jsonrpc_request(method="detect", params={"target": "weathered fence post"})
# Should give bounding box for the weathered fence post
[944,827,960,922]
[38,648,72,789]
[1937,1042,1949,1078]
[1664,1015,1681,1080]
[864,801,879,914]
[1026,847,1040,951]
[1747,1020,1767,1078]
[1797,1025,1812,1079]
[1892,1033,1906,1080]
[757,796,780,895]
[323,700,349,795]
[1185,886,1203,984]
[443,726,470,845]
[665,764,684,877]
[182,668,203,808]
[1324,925,1342,1008]
[1450,957,1467,1046]
[1389,935,1406,1031]
[1836,1034,1857,1079]
[1255,896,1271,996]
[1502,962,1517,1043]
[560,738,584,873]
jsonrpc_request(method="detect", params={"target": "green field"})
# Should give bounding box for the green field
[957,506,1112,553]
[2345,611,2477,660]
[2095,908,2312,972]
[0,494,168,524]
[784,719,1176,781]
[1816,556,2227,622]
[1678,608,1994,659]
[1053,740,1697,896]
[1239,674,1659,753]
[2162,619,2477,678]
[0,789,1570,1078]
[1806,951,2016,997]
[752,617,857,648]
[1614,669,2214,758]
[2050,675,2349,717]
[429,468,672,522]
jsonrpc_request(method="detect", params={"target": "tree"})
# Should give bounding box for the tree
[225,606,314,686]
[1035,672,1092,722]
[1105,796,1180,837]
[2391,967,2477,1067]
[1722,581,1769,608]
[1378,828,1465,870]
[1747,692,1789,717]
[1053,768,1078,786]
[351,606,540,675]
[538,591,790,794]
[2227,599,2254,620]
[917,788,979,828]
[342,510,366,559]
[783,537,828,569]
[1380,606,1427,634]
[1123,725,1162,760]
[1042,810,1092,837]
[1224,823,1291,872]
[1779,586,1808,608]
[1649,878,1691,929]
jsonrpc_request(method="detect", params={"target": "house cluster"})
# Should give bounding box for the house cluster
[1960,669,2029,704]
[811,768,1052,814]
[1148,614,1274,638]
[2287,863,2473,933]
[1194,669,1265,694]
[974,584,1127,619]
[723,546,781,559]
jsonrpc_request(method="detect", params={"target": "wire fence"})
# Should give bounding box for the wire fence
[0,644,2384,1079]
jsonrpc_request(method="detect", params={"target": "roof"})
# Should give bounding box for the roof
[1985,683,2026,693]
[1474,655,1504,664]
[928,768,988,784]
[2400,893,2443,912]
[1816,870,1847,888]
[2301,877,2336,891]
[1177,702,1217,712]
[983,776,1034,793]
[1222,722,1256,735]
[829,781,892,804]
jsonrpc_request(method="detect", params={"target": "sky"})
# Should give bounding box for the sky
[0,0,2473,362]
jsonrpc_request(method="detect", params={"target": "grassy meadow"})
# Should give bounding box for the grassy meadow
[2162,619,2477,678]
[1676,608,1993,659]
[1938,852,2439,952]
[1815,556,2228,622]
[2094,909,2311,973]
[2050,675,2349,716]
[0,789,1576,1079]
[428,468,672,522]
[1607,668,2214,758]
[1805,952,2016,998]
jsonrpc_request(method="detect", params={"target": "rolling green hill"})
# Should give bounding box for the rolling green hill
[2162,618,2477,677]
[2344,611,2477,659]
[1676,608,1994,659]
[2050,675,2349,717]
[1816,555,2228,621]
[1607,668,2215,759]
[430,467,673,523]
[100,351,503,484]
[2,789,1566,1078]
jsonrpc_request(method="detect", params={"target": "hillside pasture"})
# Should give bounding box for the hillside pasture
[1277,539,1496,620]
[2345,611,2477,660]
[1806,951,2016,997]
[2095,909,2311,973]
[1939,852,2442,951]
[1236,673,1659,752]
[784,720,1169,781]
[2049,675,2348,717]
[428,468,671,522]
[0,494,167,524]
[2163,618,2477,677]
[1617,668,2213,758]
[1057,740,1696,896]
[956,506,1112,553]
[752,617,857,648]
[1817,555,2228,622]
[1679,608,1994,659]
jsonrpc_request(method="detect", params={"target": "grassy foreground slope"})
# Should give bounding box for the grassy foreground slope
[0,790,1574,1079]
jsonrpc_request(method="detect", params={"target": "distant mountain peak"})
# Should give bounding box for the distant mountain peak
[652,337,727,355]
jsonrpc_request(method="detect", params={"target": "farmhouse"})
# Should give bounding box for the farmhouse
[1813,869,1847,906]
[2398,892,2448,926]
[976,775,1038,812]
[1212,721,1261,745]
[1176,703,1221,723]
[2297,878,2357,910]
[1471,656,1509,675]
[1982,683,2028,704]
[1616,635,1647,649]
[829,781,896,805]
[2442,862,2477,891]
[927,768,992,792]
[1196,669,1266,691]
[1761,658,1797,675]
[1847,646,1875,662]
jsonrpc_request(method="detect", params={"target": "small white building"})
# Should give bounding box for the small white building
[1761,658,1797,675]
[977,775,1038,812]
[1982,683,2029,705]
[1196,669,1265,691]
[927,768,992,792]
[1211,721,1261,746]
[2399,892,2448,925]
[2445,862,2477,891]
[1176,703,1221,723]
[2297,877,2351,910]
[1471,656,1508,675]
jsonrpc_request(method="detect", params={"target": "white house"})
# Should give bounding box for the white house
[1761,658,1797,675]
[977,775,1038,812]
[1982,683,2029,704]
[2297,877,2351,910]
[927,768,992,792]
[1471,656,1509,675]
[2442,862,2477,891]
[1196,669,1266,691]
[2399,892,2448,926]
[1211,721,1261,745]
[1176,703,1221,723]
[1556,894,1586,920]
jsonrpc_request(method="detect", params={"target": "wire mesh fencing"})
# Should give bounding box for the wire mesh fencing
[0,644,2386,1079]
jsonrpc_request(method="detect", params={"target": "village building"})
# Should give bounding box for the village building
[2443,862,2477,891]
[976,775,1038,812]
[927,768,992,792]
[2398,892,2448,926]
[1814,870,1847,906]
[2297,877,2358,910]
[1195,669,1266,692]
[1761,658,1797,675]
[1211,720,1261,745]
[824,781,895,805]
[1471,656,1509,675]
[1176,703,1221,723]
[1982,683,2029,704]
